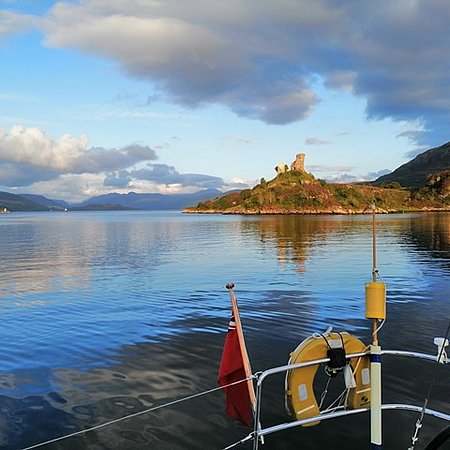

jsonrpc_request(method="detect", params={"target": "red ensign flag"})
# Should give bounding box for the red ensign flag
[218,315,253,427]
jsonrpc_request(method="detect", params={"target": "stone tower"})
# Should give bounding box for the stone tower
[290,153,305,172]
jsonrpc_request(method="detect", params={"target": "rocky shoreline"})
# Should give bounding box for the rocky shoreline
[183,206,450,215]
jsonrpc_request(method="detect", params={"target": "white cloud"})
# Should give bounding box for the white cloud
[107,163,226,190]
[40,0,318,124]
[324,169,391,184]
[17,173,106,203]
[23,172,224,203]
[305,137,330,146]
[0,10,38,38]
[223,177,253,190]
[308,164,354,173]
[28,0,450,143]
[0,124,236,199]
[3,0,450,201]
[0,125,157,186]
[325,173,361,184]
[0,125,89,171]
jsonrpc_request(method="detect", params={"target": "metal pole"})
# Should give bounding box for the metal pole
[372,204,377,283]
[370,204,382,449]
[371,205,379,345]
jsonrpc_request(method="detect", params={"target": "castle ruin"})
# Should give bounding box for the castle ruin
[290,153,305,172]
[275,162,288,174]
[275,153,306,174]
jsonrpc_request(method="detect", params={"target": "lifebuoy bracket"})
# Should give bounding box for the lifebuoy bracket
[327,347,347,371]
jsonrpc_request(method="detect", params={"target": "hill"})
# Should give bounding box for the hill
[0,189,228,212]
[20,194,70,210]
[77,188,230,210]
[69,204,136,211]
[184,169,450,215]
[0,192,47,212]
[374,142,450,187]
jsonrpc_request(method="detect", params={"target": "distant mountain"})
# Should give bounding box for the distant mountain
[19,194,70,210]
[374,142,450,187]
[77,188,227,210]
[0,189,231,212]
[69,204,136,211]
[0,191,47,212]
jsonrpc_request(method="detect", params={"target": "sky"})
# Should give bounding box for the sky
[0,0,449,203]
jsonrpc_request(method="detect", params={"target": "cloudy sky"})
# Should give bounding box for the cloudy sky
[0,0,449,202]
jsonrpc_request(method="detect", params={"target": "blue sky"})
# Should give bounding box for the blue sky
[0,0,448,202]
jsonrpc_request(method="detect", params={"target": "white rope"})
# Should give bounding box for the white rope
[372,319,386,338]
[318,377,331,409]
[321,387,349,414]
[20,375,256,450]
[222,433,254,449]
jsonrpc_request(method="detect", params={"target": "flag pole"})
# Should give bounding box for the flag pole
[226,283,256,407]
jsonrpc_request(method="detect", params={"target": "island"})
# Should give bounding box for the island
[184,146,450,215]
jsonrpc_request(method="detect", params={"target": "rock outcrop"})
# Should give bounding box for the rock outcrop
[427,170,450,196]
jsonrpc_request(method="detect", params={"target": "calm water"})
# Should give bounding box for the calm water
[0,211,449,450]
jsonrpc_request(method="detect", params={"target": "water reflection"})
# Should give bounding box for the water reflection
[2,327,231,450]
[0,212,449,449]
[404,213,450,265]
[243,216,343,272]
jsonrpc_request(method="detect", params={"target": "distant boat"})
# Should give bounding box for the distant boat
[0,207,10,214]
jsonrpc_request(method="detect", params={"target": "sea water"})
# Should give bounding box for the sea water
[0,211,449,449]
